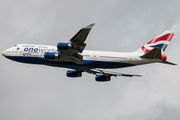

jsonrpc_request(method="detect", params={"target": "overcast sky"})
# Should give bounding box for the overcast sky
[0,0,180,120]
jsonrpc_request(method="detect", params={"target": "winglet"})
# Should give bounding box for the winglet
[85,23,95,29]
[137,72,148,77]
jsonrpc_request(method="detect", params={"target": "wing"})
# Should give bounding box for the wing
[83,69,147,77]
[70,23,95,47]
[57,23,95,64]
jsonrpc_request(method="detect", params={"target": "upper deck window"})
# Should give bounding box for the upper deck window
[23,45,35,47]
[38,46,48,48]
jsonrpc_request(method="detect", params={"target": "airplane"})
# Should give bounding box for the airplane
[2,24,176,82]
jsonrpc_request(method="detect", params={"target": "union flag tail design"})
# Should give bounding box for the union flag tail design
[135,30,175,54]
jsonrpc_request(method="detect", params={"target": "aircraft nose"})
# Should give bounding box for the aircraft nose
[2,50,6,57]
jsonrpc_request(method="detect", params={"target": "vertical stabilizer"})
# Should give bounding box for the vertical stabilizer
[135,30,175,54]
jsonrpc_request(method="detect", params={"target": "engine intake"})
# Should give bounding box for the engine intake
[44,52,60,59]
[95,75,111,82]
[67,70,82,77]
[57,43,72,50]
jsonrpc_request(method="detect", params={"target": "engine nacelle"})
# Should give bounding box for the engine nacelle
[161,54,167,61]
[66,70,82,77]
[95,75,111,82]
[57,42,72,50]
[44,52,59,59]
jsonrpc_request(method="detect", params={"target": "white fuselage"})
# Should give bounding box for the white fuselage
[2,44,159,69]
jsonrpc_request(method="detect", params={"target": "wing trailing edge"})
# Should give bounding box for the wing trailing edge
[84,69,147,77]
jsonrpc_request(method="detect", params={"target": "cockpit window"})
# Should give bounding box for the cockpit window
[14,45,17,47]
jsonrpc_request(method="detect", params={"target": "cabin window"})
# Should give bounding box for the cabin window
[23,45,35,47]
[83,55,90,57]
[100,56,127,59]
[38,46,48,48]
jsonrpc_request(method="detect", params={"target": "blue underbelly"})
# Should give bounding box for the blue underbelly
[5,56,135,69]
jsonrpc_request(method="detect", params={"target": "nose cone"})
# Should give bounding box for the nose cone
[2,50,8,57]
[2,51,5,57]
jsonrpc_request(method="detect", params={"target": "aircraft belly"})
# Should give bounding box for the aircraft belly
[5,56,41,64]
[44,59,136,69]
[5,56,136,69]
[92,60,135,68]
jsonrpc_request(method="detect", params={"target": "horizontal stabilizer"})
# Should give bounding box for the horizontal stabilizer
[159,61,177,65]
[141,48,161,59]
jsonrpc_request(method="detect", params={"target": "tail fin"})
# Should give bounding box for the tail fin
[135,30,175,54]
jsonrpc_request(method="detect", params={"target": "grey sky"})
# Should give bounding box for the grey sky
[0,0,180,120]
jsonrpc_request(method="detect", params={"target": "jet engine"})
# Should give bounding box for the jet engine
[57,42,73,50]
[95,75,111,82]
[44,52,60,59]
[161,54,167,61]
[66,70,82,77]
